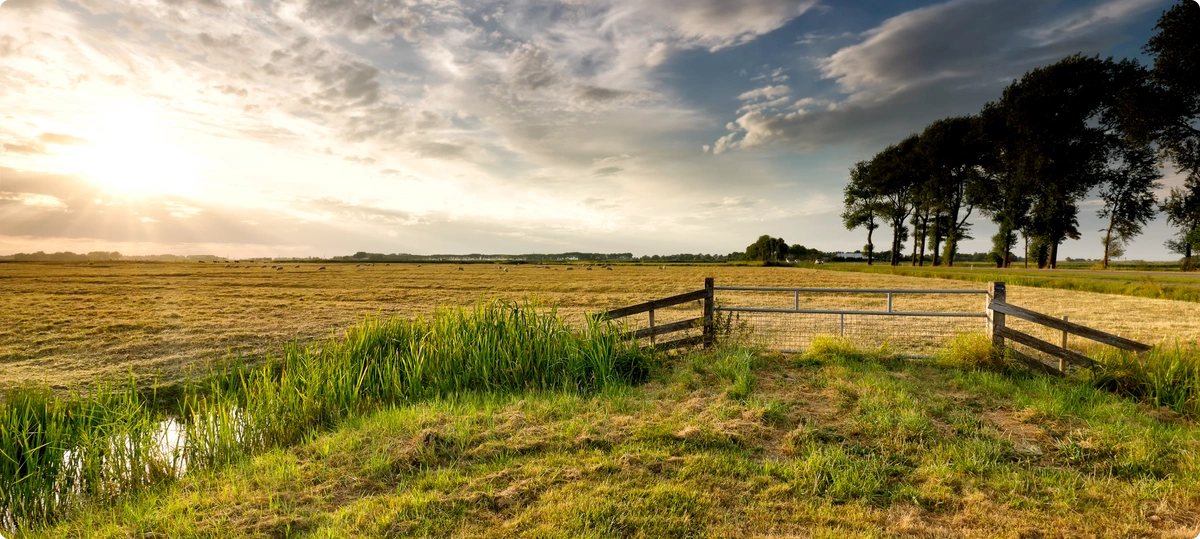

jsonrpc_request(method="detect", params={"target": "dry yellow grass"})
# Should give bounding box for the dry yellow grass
[2,261,1199,389]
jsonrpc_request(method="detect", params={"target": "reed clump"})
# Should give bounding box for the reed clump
[0,299,644,533]
[1088,342,1200,418]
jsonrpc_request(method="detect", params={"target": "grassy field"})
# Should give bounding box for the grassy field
[25,341,1200,538]
[5,262,1200,537]
[5,261,1200,389]
[819,262,1200,303]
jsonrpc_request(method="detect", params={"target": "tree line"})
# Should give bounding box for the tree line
[842,2,1200,270]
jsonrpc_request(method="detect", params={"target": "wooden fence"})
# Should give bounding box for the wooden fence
[601,279,1150,368]
[986,282,1151,375]
[599,277,715,351]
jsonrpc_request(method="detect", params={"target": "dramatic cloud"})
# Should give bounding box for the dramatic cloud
[0,0,1177,259]
[711,0,1167,153]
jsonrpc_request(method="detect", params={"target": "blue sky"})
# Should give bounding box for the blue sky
[0,0,1188,259]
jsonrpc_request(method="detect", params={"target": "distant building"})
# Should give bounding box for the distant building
[834,252,865,260]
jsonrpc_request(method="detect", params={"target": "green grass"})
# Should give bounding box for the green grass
[24,340,1200,537]
[818,263,1200,303]
[0,299,646,533]
[1088,342,1200,418]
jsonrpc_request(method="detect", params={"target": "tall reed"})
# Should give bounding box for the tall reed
[1089,342,1200,417]
[0,299,644,533]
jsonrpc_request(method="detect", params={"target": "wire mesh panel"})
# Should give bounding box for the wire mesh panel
[714,287,988,356]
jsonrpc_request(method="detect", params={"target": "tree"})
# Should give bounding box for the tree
[1144,1,1200,181]
[919,115,988,266]
[1144,2,1200,269]
[1161,178,1200,269]
[745,235,788,262]
[787,244,811,260]
[868,135,923,266]
[977,105,1032,268]
[981,54,1151,268]
[840,161,883,265]
[1097,144,1162,268]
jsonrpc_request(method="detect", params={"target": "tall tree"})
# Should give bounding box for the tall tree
[919,115,988,267]
[869,135,923,266]
[1144,2,1200,269]
[1144,1,1200,180]
[978,102,1032,268]
[1161,178,1200,268]
[840,161,883,265]
[981,54,1150,268]
[1096,145,1162,269]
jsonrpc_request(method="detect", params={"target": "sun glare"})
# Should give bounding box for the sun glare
[64,106,201,197]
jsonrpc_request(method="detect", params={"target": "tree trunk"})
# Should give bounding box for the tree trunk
[1049,241,1059,270]
[1023,234,1029,269]
[1103,219,1116,270]
[931,225,941,267]
[891,223,902,266]
[866,226,874,265]
[998,231,1008,267]
[916,216,927,267]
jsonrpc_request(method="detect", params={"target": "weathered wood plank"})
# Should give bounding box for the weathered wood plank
[998,326,1096,368]
[624,317,702,340]
[653,334,705,352]
[600,289,709,320]
[989,301,1150,353]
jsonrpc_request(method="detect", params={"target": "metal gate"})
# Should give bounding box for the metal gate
[712,286,989,355]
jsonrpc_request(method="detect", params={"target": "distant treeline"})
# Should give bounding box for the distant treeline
[0,251,224,262]
[343,251,741,262]
[0,249,1132,265]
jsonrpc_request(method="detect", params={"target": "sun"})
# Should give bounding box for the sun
[63,105,201,197]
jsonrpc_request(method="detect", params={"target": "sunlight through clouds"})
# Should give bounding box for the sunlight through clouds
[0,0,1182,258]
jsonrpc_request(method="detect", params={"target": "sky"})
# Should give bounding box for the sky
[0,0,1190,259]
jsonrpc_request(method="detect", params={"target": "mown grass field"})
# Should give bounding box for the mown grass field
[27,342,1200,538]
[5,261,1200,389]
[819,262,1200,303]
[4,262,1200,537]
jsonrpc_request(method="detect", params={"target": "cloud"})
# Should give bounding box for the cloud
[37,132,88,145]
[700,196,760,209]
[592,166,624,177]
[302,197,420,225]
[738,85,791,101]
[711,0,1165,153]
[0,192,68,210]
[0,0,49,11]
[287,0,425,42]
[633,0,820,51]
[2,141,44,154]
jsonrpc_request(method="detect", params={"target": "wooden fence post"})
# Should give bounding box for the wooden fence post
[703,277,714,349]
[987,282,1006,349]
[1060,315,1068,372]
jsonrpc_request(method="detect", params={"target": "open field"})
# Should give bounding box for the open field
[819,262,1200,303]
[4,262,1200,389]
[28,344,1200,538]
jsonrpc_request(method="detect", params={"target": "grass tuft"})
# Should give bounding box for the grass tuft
[804,336,895,364]
[938,334,1014,373]
[1088,342,1200,418]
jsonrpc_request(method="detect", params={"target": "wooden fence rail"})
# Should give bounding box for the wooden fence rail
[986,281,1150,375]
[600,278,714,351]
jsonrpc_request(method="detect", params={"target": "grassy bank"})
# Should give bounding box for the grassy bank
[26,339,1200,537]
[820,263,1200,303]
[0,300,644,534]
